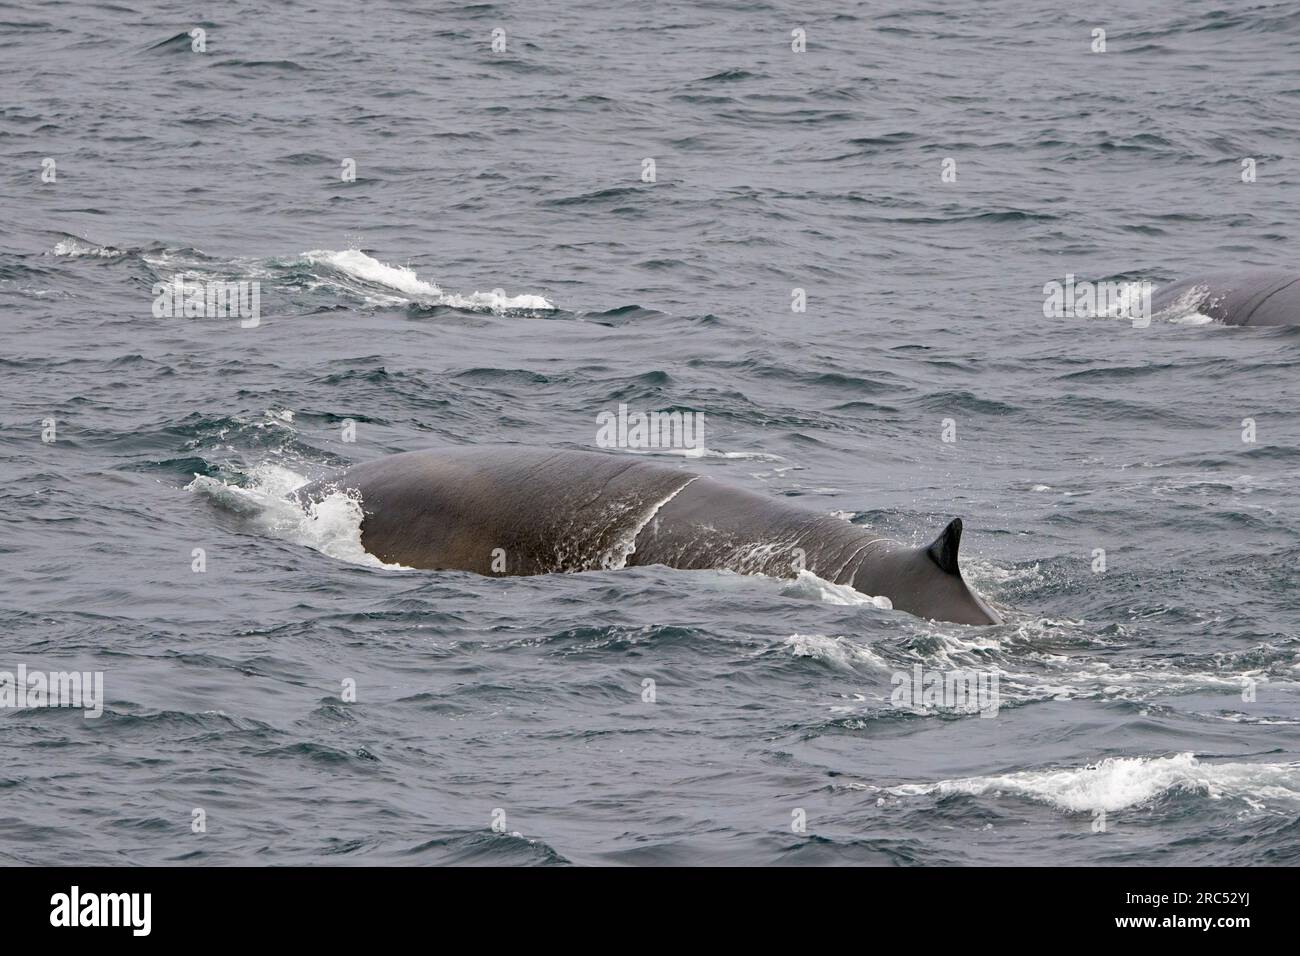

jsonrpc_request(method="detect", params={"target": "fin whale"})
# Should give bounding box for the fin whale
[1153,270,1300,326]
[298,446,1002,626]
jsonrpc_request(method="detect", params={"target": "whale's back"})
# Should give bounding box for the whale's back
[297,446,1002,624]
[1153,270,1300,326]
[299,447,695,573]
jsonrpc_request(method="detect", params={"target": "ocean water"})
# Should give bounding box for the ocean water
[2,0,1299,866]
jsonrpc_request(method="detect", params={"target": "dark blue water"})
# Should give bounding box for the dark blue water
[2,1,1298,865]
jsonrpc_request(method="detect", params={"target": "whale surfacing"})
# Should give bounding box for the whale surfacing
[299,446,1002,625]
[1153,270,1300,326]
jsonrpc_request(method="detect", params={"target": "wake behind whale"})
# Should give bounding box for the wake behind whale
[296,446,1002,626]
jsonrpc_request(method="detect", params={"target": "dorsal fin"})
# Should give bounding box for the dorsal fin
[926,518,963,575]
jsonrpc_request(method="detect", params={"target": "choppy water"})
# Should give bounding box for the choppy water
[2,1,1299,865]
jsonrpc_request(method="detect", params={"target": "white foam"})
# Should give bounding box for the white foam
[696,448,785,461]
[961,558,1044,597]
[785,633,890,670]
[50,238,126,258]
[300,248,554,311]
[1167,311,1215,326]
[1153,282,1218,325]
[888,753,1300,813]
[780,569,893,609]
[187,462,407,570]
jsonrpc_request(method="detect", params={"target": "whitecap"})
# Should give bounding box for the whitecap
[784,633,891,670]
[888,753,1300,813]
[299,248,554,311]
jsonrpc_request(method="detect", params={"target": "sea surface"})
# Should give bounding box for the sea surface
[2,1,1299,865]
